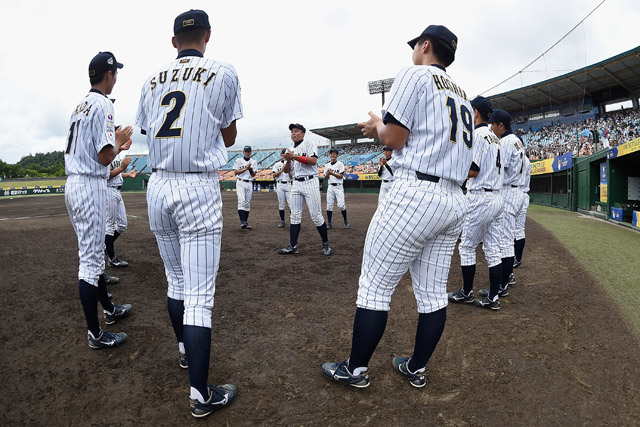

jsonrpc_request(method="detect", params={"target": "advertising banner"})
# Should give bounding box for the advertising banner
[607,137,640,159]
[531,152,572,176]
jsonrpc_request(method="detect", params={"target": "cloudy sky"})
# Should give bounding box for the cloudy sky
[0,0,638,163]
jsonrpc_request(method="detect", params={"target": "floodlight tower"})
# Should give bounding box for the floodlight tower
[368,78,395,106]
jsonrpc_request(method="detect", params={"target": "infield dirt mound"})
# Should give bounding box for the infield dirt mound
[1,192,638,426]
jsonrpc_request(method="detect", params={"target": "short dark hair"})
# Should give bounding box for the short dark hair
[90,67,117,85]
[175,28,208,45]
[415,35,455,67]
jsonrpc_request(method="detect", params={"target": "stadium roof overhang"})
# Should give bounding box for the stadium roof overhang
[488,46,640,114]
[310,123,368,142]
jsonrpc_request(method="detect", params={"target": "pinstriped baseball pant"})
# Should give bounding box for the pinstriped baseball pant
[236,179,253,211]
[276,181,291,210]
[326,184,345,211]
[378,181,393,204]
[356,174,467,314]
[458,191,503,267]
[290,176,324,226]
[515,192,529,240]
[147,171,221,329]
[65,174,107,286]
[105,186,128,235]
[499,187,524,258]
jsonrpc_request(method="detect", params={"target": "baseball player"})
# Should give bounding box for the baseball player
[487,109,525,296]
[135,9,241,418]
[65,51,133,349]
[277,123,331,256]
[447,96,505,310]
[513,154,531,268]
[324,148,349,229]
[233,145,258,229]
[272,148,292,227]
[104,153,139,267]
[322,25,472,388]
[377,146,394,204]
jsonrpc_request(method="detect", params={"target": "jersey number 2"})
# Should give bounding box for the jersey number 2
[446,97,473,149]
[155,91,186,138]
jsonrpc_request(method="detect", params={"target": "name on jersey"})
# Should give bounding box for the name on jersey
[432,75,468,99]
[73,101,93,117]
[150,68,216,90]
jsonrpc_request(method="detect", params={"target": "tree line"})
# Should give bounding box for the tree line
[0,151,66,178]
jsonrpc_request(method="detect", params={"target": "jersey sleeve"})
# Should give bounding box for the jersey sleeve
[472,132,488,166]
[222,65,243,128]
[233,158,241,170]
[135,84,148,134]
[251,159,258,169]
[382,67,422,130]
[338,162,345,174]
[95,100,115,153]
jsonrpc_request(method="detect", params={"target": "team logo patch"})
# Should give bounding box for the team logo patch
[183,18,194,27]
[179,58,190,64]
[108,114,113,121]
[89,70,95,77]
[107,57,114,65]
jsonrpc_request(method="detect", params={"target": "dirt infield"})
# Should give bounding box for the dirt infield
[1,192,639,426]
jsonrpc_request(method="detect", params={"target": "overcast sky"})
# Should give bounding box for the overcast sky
[0,0,638,163]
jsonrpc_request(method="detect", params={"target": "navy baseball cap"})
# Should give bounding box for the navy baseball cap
[289,123,306,133]
[329,148,339,154]
[488,109,512,127]
[407,25,457,56]
[243,145,252,151]
[89,52,123,78]
[174,9,211,35]
[383,146,392,151]
[470,96,493,119]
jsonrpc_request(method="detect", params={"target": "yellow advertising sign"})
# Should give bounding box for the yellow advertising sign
[357,173,381,181]
[531,158,553,176]
[615,137,640,157]
[600,184,607,203]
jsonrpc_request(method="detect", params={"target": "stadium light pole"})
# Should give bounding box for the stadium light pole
[368,78,394,107]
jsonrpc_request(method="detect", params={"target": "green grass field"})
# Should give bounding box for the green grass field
[1,178,67,189]
[528,204,640,336]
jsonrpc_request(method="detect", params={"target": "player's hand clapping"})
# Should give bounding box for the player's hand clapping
[116,125,133,151]
[284,149,295,161]
[358,112,382,139]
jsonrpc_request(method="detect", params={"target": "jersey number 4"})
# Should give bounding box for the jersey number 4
[155,91,186,138]
[446,97,473,149]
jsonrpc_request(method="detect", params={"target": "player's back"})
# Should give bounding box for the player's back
[385,65,473,186]
[136,55,242,172]
[468,125,503,190]
[65,91,113,178]
[501,133,525,186]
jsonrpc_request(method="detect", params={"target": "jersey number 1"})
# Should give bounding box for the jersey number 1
[446,97,473,149]
[155,91,186,138]
[65,120,80,155]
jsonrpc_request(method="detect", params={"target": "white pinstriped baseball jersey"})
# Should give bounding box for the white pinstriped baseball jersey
[383,65,473,185]
[65,90,115,178]
[233,157,258,180]
[500,132,525,187]
[378,162,394,182]
[289,140,318,178]
[107,153,124,187]
[467,124,503,191]
[272,160,291,182]
[324,161,345,184]
[135,54,243,172]
[519,156,531,190]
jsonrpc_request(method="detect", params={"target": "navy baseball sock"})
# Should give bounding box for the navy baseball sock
[326,210,333,224]
[238,210,244,223]
[341,209,348,221]
[104,234,116,260]
[279,209,285,221]
[316,223,329,243]
[113,230,121,241]
[183,325,211,401]
[78,280,100,337]
[349,308,388,371]
[488,264,503,300]
[408,307,446,372]
[501,257,515,287]
[245,210,250,223]
[514,239,525,262]
[290,223,301,247]
[97,274,115,313]
[461,264,476,294]
[167,297,184,343]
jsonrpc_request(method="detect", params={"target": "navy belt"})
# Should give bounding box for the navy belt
[278,181,290,184]
[415,172,440,183]
[151,168,202,174]
[116,186,122,191]
[383,180,392,183]
[330,183,342,186]
[483,188,493,192]
[239,179,252,182]
[295,175,315,182]
[511,185,519,188]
